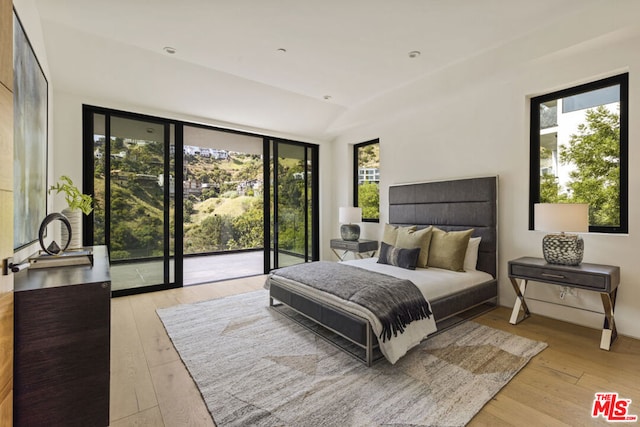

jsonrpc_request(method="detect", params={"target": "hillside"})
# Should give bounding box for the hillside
[92,148,266,259]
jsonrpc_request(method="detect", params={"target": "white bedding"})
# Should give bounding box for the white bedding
[269,258,493,365]
[341,257,494,302]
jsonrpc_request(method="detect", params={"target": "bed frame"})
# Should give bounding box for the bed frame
[268,176,498,366]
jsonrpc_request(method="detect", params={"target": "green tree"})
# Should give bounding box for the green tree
[358,143,379,167]
[112,137,125,150]
[232,199,263,249]
[560,106,620,226]
[539,173,567,203]
[358,182,380,219]
[197,172,210,183]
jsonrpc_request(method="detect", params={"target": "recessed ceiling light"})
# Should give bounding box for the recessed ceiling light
[323,95,332,100]
[408,50,421,58]
[277,48,287,53]
[164,46,176,54]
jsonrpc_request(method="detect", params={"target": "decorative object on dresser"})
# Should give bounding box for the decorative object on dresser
[508,256,620,350]
[339,206,362,241]
[267,176,498,366]
[157,290,546,427]
[330,238,378,261]
[37,212,72,254]
[13,246,111,427]
[48,175,94,249]
[534,203,589,265]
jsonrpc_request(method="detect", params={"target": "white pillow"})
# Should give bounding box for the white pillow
[463,237,481,271]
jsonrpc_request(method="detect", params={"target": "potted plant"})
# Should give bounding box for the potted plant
[48,175,93,248]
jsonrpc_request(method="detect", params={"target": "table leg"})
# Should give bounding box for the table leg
[509,278,530,324]
[599,291,617,350]
[356,251,377,259]
[332,249,347,261]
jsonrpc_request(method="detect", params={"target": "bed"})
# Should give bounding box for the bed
[266,176,498,366]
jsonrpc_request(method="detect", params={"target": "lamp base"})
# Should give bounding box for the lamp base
[340,224,360,241]
[542,233,584,266]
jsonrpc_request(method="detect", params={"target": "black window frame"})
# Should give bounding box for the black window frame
[353,139,380,223]
[529,73,629,234]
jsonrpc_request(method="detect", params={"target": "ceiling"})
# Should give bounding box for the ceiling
[33,0,605,140]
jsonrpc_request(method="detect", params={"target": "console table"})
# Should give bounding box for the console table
[330,239,378,261]
[13,245,111,426]
[508,256,620,350]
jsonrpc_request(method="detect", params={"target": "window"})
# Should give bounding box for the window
[354,139,380,222]
[529,73,628,233]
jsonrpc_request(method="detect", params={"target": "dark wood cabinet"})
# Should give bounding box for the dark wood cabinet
[13,246,111,427]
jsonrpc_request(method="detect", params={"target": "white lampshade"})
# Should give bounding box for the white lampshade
[534,203,589,233]
[339,207,362,224]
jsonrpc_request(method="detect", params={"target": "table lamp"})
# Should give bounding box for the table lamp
[534,203,589,265]
[339,207,362,241]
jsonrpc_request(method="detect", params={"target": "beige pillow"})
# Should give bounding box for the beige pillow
[463,237,482,271]
[396,226,433,268]
[381,224,416,246]
[427,228,474,271]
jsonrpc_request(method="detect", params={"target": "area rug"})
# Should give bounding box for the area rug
[157,290,547,426]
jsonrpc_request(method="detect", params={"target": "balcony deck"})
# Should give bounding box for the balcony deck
[110,251,264,292]
[109,250,303,292]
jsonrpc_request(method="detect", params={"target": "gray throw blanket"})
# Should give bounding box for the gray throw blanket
[271,261,432,342]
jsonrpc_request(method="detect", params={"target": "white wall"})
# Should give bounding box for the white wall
[330,3,640,339]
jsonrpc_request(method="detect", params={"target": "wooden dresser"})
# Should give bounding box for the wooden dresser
[13,246,111,427]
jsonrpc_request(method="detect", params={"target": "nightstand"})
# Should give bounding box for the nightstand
[330,239,378,261]
[508,256,620,350]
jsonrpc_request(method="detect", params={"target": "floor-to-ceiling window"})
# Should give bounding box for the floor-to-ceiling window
[83,106,318,295]
[84,107,178,296]
[266,139,319,269]
[182,125,264,285]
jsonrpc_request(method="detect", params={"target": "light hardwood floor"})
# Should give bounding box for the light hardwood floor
[110,276,640,426]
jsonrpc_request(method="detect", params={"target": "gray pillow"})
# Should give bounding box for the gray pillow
[377,242,421,270]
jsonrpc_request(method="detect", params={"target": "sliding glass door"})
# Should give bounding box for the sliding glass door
[267,139,318,269]
[84,106,319,295]
[84,107,178,295]
[182,125,264,284]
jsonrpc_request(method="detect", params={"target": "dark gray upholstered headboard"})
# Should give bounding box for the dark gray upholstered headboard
[388,176,498,278]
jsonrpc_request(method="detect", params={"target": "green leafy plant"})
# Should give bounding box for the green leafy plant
[48,175,94,215]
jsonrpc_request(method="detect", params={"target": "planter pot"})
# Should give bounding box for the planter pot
[61,208,83,249]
